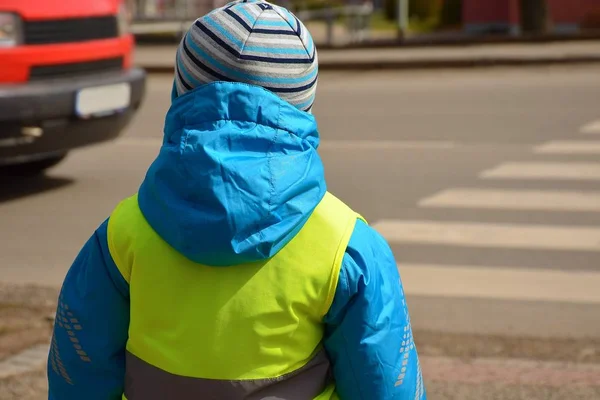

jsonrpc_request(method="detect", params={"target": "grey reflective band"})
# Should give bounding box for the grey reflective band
[124,349,333,400]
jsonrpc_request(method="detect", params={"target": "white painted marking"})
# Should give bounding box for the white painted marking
[399,264,600,303]
[534,141,600,154]
[581,120,600,134]
[116,138,456,150]
[480,162,600,181]
[0,344,49,379]
[419,188,600,212]
[373,220,600,251]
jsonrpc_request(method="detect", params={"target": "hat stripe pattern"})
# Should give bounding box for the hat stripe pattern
[175,0,318,111]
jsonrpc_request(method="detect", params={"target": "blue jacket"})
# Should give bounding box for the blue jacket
[48,82,426,400]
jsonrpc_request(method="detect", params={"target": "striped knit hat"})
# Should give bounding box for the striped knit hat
[174,0,318,112]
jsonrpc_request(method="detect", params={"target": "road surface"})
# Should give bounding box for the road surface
[2,65,600,399]
[2,66,600,338]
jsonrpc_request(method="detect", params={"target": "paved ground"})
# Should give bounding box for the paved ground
[1,65,600,398]
[135,41,600,71]
[2,65,600,336]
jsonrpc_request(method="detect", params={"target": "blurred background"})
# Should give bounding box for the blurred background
[1,1,600,399]
[128,0,600,44]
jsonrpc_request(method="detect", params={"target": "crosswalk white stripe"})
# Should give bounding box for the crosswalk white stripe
[580,120,600,134]
[418,188,600,212]
[534,141,600,154]
[398,263,600,304]
[373,220,600,251]
[479,162,600,181]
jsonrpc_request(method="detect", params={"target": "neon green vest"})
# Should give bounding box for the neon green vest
[107,191,361,399]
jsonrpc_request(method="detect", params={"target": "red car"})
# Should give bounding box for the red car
[0,0,146,174]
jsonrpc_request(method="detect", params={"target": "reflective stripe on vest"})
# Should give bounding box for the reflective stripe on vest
[108,191,361,400]
[125,349,332,400]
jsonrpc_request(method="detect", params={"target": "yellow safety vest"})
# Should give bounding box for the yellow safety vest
[107,191,361,400]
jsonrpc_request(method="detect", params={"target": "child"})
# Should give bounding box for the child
[47,1,425,399]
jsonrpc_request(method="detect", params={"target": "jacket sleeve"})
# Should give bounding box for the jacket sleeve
[323,219,426,400]
[47,219,129,400]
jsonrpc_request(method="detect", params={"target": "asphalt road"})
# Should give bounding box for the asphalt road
[2,66,600,399]
[2,65,600,338]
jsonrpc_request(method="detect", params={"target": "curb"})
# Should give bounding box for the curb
[140,55,600,74]
[0,344,49,380]
[134,32,600,49]
[3,341,600,386]
[316,33,600,51]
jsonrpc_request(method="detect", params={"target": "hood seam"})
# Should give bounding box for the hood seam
[174,113,197,252]
[256,100,284,245]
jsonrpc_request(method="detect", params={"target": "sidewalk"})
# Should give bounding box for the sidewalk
[1,282,599,399]
[135,40,600,72]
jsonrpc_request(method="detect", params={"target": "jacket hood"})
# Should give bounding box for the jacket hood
[137,82,326,266]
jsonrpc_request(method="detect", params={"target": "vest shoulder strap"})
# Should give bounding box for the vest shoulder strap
[107,192,364,290]
[107,195,141,284]
[307,192,364,315]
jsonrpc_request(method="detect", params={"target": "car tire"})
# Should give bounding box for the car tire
[0,153,68,177]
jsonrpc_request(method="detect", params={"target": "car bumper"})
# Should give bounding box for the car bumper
[0,68,146,164]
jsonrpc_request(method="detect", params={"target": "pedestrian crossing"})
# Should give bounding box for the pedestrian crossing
[419,188,600,212]
[374,220,600,251]
[396,264,600,304]
[479,161,600,181]
[372,119,600,337]
[580,120,600,134]
[533,140,600,154]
